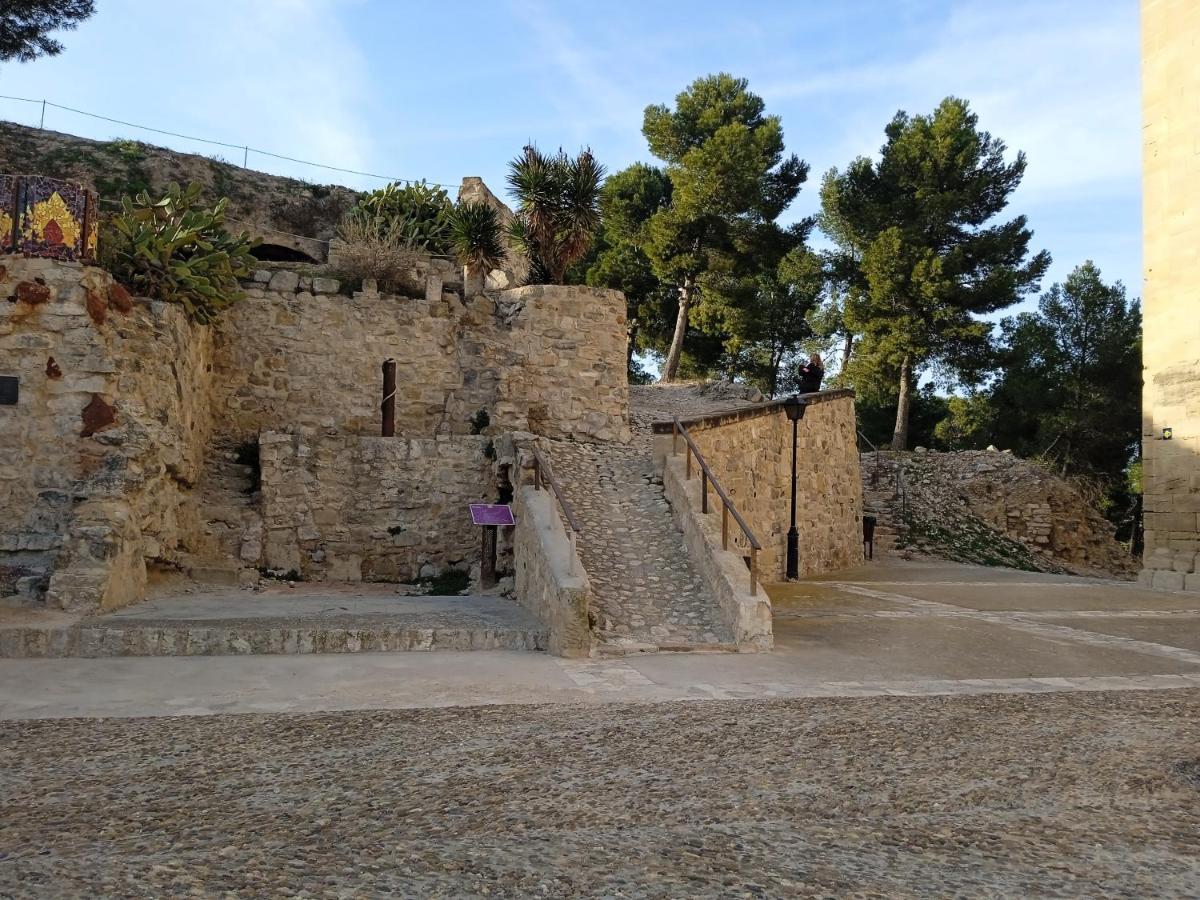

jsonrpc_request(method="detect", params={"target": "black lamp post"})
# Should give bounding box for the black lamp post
[783,395,807,580]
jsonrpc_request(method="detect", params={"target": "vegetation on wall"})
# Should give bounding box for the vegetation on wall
[450,202,506,280]
[100,182,259,324]
[355,180,455,255]
[507,145,605,285]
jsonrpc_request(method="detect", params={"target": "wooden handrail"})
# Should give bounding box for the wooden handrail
[671,418,763,595]
[528,445,583,575]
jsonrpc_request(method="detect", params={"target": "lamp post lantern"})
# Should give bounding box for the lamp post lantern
[782,395,806,580]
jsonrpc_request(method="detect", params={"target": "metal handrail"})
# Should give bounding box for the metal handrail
[857,429,883,482]
[528,446,582,575]
[671,418,762,596]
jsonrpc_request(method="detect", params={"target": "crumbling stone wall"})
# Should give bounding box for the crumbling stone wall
[1141,0,1200,592]
[3,257,630,611]
[258,431,496,583]
[867,450,1137,578]
[0,257,212,610]
[653,392,864,581]
[212,276,630,444]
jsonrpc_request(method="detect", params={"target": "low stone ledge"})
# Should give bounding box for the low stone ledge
[513,485,592,658]
[660,453,773,652]
[650,389,856,434]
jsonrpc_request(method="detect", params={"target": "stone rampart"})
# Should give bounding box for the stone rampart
[212,276,630,444]
[653,391,864,582]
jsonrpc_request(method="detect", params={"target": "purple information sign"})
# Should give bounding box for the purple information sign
[470,504,515,526]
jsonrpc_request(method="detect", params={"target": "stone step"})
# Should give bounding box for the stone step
[0,592,547,658]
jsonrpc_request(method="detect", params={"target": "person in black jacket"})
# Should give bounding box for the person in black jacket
[797,353,824,394]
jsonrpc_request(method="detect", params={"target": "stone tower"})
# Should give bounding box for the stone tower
[1141,0,1200,591]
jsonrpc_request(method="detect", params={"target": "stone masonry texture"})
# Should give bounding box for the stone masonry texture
[0,257,212,612]
[259,432,496,584]
[658,392,865,582]
[1142,0,1200,592]
[212,279,630,444]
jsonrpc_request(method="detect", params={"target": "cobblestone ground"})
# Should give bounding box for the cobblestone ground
[542,384,767,650]
[2,691,1199,897]
[546,440,730,648]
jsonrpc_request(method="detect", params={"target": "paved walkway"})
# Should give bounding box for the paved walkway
[545,439,731,649]
[5,560,1200,719]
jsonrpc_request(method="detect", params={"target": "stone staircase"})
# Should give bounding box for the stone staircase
[180,440,264,585]
[861,451,907,558]
[542,439,734,654]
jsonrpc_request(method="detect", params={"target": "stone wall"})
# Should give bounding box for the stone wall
[1141,0,1200,592]
[259,431,496,583]
[653,391,864,582]
[0,257,212,610]
[661,453,772,650]
[212,276,630,444]
[512,483,592,657]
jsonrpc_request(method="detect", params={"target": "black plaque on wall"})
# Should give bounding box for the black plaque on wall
[0,376,18,405]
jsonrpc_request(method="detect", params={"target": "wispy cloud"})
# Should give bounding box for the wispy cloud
[761,1,1138,200]
[504,0,645,147]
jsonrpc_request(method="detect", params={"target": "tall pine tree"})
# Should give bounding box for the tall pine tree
[821,97,1050,449]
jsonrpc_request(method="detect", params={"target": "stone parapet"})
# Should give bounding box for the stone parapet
[660,453,772,651]
[654,391,864,582]
[512,484,592,658]
[212,280,630,444]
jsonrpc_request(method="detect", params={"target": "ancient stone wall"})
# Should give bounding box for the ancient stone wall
[212,275,630,444]
[653,391,864,582]
[3,257,630,611]
[0,257,213,610]
[258,431,496,583]
[1141,0,1200,592]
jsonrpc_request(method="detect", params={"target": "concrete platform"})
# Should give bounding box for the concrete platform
[4,560,1200,719]
[0,585,547,658]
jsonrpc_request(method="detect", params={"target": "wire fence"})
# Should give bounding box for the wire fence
[0,94,457,189]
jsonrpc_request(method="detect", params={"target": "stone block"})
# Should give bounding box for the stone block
[1153,569,1186,591]
[1186,572,1200,593]
[268,270,300,293]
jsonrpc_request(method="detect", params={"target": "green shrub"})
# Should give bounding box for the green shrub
[450,201,506,277]
[100,182,259,324]
[333,210,421,293]
[355,180,454,254]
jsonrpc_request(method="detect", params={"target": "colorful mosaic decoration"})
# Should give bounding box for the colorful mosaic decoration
[2,175,97,262]
[0,176,15,254]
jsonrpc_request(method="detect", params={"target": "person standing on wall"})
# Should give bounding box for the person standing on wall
[797,353,824,394]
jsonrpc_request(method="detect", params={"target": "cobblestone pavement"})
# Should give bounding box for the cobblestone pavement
[536,384,767,651]
[546,439,731,648]
[2,691,1199,897]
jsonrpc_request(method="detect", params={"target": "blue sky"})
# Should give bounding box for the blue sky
[0,0,1140,310]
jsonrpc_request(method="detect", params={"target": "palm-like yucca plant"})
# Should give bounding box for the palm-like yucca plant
[450,201,506,279]
[506,145,605,285]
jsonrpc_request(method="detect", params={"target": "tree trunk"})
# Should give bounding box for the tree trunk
[841,332,853,370]
[662,277,694,383]
[891,356,913,451]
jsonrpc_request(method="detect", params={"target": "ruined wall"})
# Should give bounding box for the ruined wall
[1141,0,1200,592]
[653,391,864,582]
[0,257,212,610]
[258,431,496,583]
[212,275,630,444]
